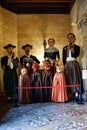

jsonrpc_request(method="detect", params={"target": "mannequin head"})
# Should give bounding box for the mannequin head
[21,67,28,75]
[22,44,32,55]
[48,38,55,48]
[32,63,40,72]
[43,61,51,70]
[56,65,64,73]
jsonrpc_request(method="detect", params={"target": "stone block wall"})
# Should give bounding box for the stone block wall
[70,0,87,94]
[0,8,17,90]
[0,8,17,56]
[0,8,71,90]
[17,14,71,64]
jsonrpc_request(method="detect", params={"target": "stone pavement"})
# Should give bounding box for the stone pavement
[0,102,87,130]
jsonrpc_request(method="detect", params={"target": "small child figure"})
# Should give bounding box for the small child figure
[42,60,52,102]
[52,64,68,102]
[18,67,31,104]
[31,63,42,103]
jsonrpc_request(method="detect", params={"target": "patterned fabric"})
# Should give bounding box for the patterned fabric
[44,47,60,60]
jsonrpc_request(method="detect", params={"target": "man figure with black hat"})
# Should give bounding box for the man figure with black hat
[1,44,19,101]
[20,44,40,76]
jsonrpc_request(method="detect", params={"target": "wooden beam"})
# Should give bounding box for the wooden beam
[0,0,75,14]
[1,0,72,3]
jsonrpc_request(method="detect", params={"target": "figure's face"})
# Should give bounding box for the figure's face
[48,39,55,47]
[56,65,64,72]
[24,47,31,54]
[21,68,28,75]
[32,63,39,71]
[67,34,75,44]
[6,47,14,54]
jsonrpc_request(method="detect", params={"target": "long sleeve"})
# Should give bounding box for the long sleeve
[71,45,80,58]
[62,46,67,65]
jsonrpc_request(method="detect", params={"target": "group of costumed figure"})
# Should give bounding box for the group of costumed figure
[1,33,82,104]
[18,59,68,104]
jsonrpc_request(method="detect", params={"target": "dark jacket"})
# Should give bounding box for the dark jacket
[1,56,19,69]
[20,55,40,67]
[62,44,80,65]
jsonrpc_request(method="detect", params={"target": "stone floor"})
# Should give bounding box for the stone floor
[0,101,87,130]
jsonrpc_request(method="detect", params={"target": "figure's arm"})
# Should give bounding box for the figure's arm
[20,57,24,66]
[71,45,80,58]
[1,57,7,70]
[31,55,40,64]
[62,47,66,65]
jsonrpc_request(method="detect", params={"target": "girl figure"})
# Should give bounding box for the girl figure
[42,60,52,102]
[31,63,42,103]
[18,67,31,104]
[52,65,68,102]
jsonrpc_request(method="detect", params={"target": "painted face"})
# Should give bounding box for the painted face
[48,39,55,47]
[32,63,39,71]
[6,47,14,54]
[24,47,31,54]
[43,61,51,70]
[21,68,28,75]
[67,34,75,44]
[56,65,64,72]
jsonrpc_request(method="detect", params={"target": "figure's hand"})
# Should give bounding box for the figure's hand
[2,65,6,70]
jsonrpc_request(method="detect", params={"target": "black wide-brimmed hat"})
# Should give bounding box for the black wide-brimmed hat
[3,44,16,49]
[22,44,32,50]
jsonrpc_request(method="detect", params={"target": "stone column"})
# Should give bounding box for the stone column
[77,14,87,100]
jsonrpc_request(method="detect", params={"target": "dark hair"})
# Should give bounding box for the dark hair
[48,38,55,43]
[67,33,76,39]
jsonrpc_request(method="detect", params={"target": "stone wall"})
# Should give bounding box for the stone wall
[0,7,71,90]
[17,14,71,64]
[0,8,17,90]
[0,8,18,56]
[70,0,87,93]
[70,0,87,68]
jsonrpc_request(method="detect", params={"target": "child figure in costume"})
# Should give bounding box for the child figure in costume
[31,63,42,103]
[52,65,68,102]
[42,60,52,102]
[18,67,31,104]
